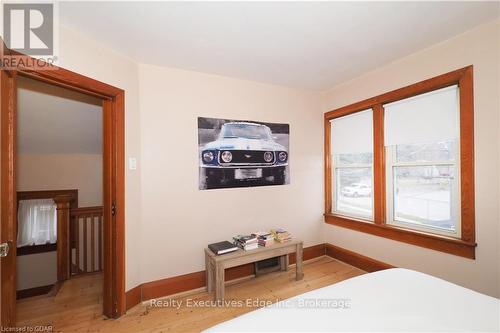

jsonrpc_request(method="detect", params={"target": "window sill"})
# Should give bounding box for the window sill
[17,243,57,256]
[324,213,476,259]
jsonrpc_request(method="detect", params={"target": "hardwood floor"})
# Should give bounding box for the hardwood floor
[16,257,364,332]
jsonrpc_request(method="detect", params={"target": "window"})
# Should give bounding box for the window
[330,110,373,220]
[17,199,57,247]
[324,67,476,259]
[384,86,460,236]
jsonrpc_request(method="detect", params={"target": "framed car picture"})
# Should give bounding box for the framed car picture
[198,117,290,190]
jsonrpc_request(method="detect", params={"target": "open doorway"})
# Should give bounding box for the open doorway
[15,76,104,316]
[1,49,125,327]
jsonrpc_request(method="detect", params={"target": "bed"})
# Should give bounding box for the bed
[204,268,499,332]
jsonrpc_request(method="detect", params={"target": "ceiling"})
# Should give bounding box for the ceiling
[59,1,499,90]
[18,76,102,154]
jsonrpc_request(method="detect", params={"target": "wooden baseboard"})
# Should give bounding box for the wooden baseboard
[141,270,206,303]
[125,243,326,310]
[16,284,54,300]
[290,243,325,264]
[325,243,394,272]
[125,284,142,311]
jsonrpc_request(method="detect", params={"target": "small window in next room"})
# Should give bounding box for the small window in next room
[17,199,57,247]
[324,66,476,259]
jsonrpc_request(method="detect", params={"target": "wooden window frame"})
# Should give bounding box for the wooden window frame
[324,66,476,259]
[17,189,78,208]
[17,243,57,256]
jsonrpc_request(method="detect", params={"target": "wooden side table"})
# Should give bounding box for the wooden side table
[204,240,304,301]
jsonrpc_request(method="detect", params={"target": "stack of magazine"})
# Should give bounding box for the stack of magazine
[233,235,259,251]
[271,228,292,243]
[253,231,275,247]
[209,228,293,255]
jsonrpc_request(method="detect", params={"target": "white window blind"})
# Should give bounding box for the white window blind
[384,85,459,146]
[330,109,373,154]
[17,199,57,247]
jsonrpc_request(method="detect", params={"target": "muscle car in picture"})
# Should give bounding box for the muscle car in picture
[200,122,288,189]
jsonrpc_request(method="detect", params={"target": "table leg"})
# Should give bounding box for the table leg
[254,262,261,277]
[279,255,286,271]
[296,243,304,280]
[215,263,225,302]
[205,253,214,293]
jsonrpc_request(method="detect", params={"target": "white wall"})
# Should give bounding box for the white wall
[57,25,142,289]
[138,64,323,283]
[17,154,102,207]
[321,20,500,297]
[17,252,57,291]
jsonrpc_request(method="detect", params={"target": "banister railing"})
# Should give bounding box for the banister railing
[70,206,103,275]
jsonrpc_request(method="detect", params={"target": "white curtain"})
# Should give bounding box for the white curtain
[17,199,57,247]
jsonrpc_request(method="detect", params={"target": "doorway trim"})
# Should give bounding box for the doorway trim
[1,46,126,325]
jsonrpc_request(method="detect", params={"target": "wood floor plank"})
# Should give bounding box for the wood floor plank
[16,257,365,332]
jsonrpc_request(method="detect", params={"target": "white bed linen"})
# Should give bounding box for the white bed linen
[204,268,499,332]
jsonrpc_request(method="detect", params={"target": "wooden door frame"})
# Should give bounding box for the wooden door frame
[1,46,126,326]
[1,48,17,328]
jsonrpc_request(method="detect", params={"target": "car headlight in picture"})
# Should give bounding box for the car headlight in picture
[263,151,274,163]
[203,151,214,163]
[278,151,287,162]
[221,151,233,163]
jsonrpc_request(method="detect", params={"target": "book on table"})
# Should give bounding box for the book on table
[208,241,238,255]
[239,242,258,251]
[271,228,292,243]
[233,235,259,251]
[253,231,274,241]
[258,238,275,247]
[231,229,293,250]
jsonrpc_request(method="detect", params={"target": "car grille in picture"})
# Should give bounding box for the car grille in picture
[220,150,275,164]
